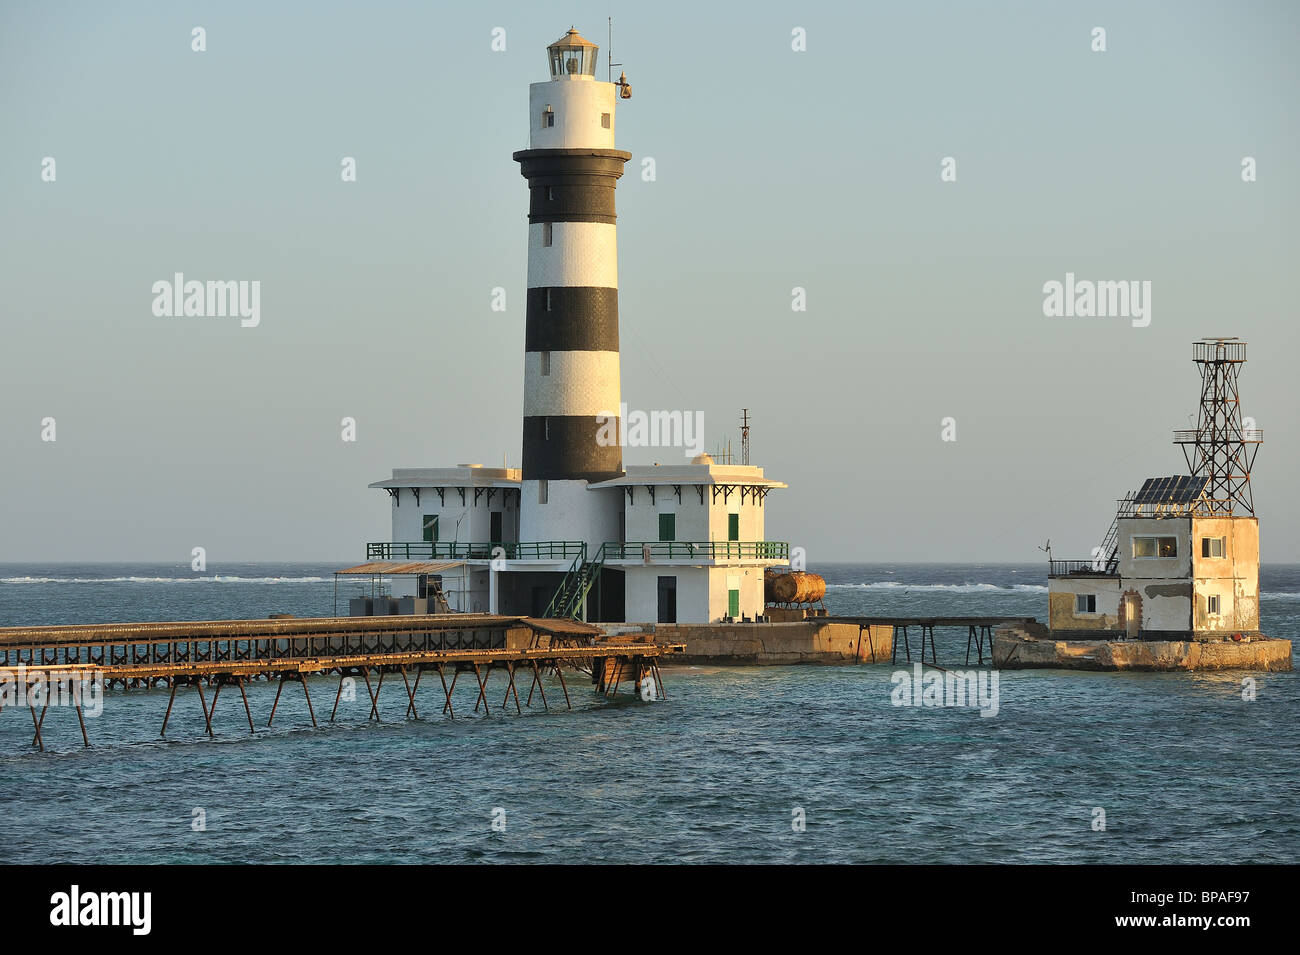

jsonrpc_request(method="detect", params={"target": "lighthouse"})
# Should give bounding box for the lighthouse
[367,29,790,624]
[513,28,631,551]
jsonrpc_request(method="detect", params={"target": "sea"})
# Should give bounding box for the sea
[1,562,1296,865]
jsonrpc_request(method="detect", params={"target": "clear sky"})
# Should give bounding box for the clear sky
[1,1,1297,564]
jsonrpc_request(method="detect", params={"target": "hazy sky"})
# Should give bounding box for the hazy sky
[2,1,1297,564]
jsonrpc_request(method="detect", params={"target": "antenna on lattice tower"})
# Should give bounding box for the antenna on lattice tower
[740,409,751,465]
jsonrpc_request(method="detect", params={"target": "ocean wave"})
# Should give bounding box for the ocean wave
[0,576,331,585]
[826,581,1049,594]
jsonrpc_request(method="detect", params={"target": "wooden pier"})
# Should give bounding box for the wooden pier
[818,616,1037,666]
[0,614,682,751]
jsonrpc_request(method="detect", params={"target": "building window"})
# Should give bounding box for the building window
[539,350,550,376]
[1075,593,1097,614]
[543,416,550,440]
[545,288,552,311]
[1201,537,1225,558]
[658,513,675,542]
[601,112,610,129]
[422,514,438,543]
[728,513,740,542]
[547,186,555,201]
[538,479,548,504]
[542,108,554,128]
[1133,536,1178,559]
[1207,594,1221,615]
[542,222,552,247]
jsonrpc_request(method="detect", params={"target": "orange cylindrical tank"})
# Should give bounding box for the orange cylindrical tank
[768,571,826,604]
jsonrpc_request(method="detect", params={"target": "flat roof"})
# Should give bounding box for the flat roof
[588,463,786,489]
[369,465,521,490]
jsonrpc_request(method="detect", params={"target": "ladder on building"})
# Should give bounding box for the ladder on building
[543,546,606,620]
[1095,492,1134,573]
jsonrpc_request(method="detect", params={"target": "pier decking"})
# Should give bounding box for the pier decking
[817,616,1038,665]
[0,614,683,751]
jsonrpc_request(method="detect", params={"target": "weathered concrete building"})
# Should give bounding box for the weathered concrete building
[1048,477,1260,639]
[1000,339,1288,670]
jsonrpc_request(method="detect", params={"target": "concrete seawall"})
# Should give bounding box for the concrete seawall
[993,623,1293,671]
[612,620,894,665]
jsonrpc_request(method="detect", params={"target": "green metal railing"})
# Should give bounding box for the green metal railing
[602,541,790,561]
[366,541,586,561]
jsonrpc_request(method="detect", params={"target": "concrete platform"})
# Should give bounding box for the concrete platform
[993,622,1293,671]
[612,620,895,665]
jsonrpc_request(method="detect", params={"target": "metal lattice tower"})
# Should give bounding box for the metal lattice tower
[1172,338,1263,515]
[740,409,750,466]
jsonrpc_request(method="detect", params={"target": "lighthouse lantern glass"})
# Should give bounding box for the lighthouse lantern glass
[548,45,597,78]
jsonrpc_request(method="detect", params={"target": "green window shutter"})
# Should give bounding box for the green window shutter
[422,515,438,543]
[728,513,739,542]
[728,588,740,617]
[659,513,675,542]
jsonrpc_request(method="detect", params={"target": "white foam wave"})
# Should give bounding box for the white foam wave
[0,576,331,585]
[826,581,1049,594]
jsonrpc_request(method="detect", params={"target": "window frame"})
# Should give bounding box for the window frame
[1075,593,1097,614]
[1132,535,1178,559]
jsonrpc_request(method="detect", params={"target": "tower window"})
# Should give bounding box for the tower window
[542,109,554,128]
[544,416,550,439]
[542,222,552,247]
[1133,536,1178,559]
[601,112,610,129]
[545,288,552,311]
[547,186,555,201]
[1075,594,1097,614]
[538,479,548,504]
[1207,594,1221,615]
[1201,537,1225,558]
[540,351,550,376]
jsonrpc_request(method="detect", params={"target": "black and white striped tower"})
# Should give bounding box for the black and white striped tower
[514,28,630,549]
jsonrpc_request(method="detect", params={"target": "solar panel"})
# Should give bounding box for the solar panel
[1133,475,1208,506]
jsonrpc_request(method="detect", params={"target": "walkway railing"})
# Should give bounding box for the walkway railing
[366,541,586,561]
[1048,559,1115,577]
[602,541,789,561]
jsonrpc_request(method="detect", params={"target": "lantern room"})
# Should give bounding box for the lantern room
[548,28,598,79]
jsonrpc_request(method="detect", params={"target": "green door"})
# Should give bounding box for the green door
[728,513,739,541]
[422,515,439,543]
[658,513,675,541]
[728,588,740,618]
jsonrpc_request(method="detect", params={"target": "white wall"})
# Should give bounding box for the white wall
[527,222,618,288]
[528,77,617,150]
[520,480,622,553]
[390,487,519,545]
[522,350,620,417]
[624,565,764,624]
[624,485,767,543]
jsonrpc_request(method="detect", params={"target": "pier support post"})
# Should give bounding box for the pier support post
[438,664,456,719]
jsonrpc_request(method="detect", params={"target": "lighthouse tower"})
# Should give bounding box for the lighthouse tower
[514,29,631,551]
